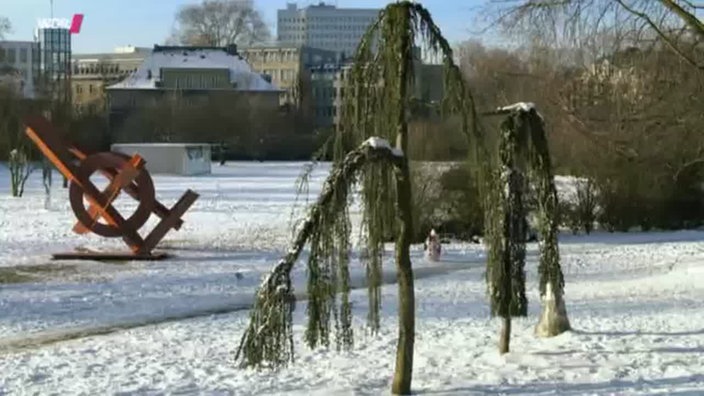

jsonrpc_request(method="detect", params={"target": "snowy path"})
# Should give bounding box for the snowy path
[0,255,484,353]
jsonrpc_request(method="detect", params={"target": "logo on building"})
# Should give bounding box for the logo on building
[36,14,84,34]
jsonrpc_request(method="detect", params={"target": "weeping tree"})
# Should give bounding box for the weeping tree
[485,110,529,354]
[235,2,481,394]
[525,107,572,338]
[486,103,571,352]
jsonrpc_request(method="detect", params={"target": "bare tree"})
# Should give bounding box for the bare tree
[0,85,35,197]
[171,0,271,47]
[481,0,704,70]
[0,16,10,40]
[473,0,704,232]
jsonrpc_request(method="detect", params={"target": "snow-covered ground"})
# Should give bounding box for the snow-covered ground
[1,163,704,395]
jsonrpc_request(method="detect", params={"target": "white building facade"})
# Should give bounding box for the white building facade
[277,2,379,58]
[0,41,41,98]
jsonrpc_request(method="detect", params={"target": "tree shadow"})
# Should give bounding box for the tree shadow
[419,374,704,395]
[556,230,704,246]
[533,346,704,356]
[572,328,704,337]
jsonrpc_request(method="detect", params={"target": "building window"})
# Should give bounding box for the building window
[19,48,28,63]
[89,84,94,94]
[6,47,15,63]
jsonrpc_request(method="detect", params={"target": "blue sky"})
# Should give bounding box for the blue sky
[0,0,480,54]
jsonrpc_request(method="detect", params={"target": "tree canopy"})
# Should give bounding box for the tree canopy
[0,16,10,40]
[171,0,271,47]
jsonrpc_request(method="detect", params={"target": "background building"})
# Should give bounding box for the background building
[106,45,281,143]
[309,62,348,129]
[35,26,71,102]
[309,54,444,130]
[277,2,379,58]
[239,44,337,105]
[71,46,150,109]
[0,41,40,98]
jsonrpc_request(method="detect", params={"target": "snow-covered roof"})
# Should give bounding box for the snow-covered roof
[107,46,279,92]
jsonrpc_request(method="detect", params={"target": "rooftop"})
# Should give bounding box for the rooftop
[0,40,38,47]
[107,45,279,91]
[283,2,379,12]
[73,46,151,61]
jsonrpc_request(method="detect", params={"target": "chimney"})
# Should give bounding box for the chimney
[226,44,238,56]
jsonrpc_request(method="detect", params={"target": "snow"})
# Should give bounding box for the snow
[498,102,536,112]
[108,47,278,91]
[2,162,704,394]
[364,137,404,157]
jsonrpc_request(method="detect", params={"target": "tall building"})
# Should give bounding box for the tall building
[309,61,349,129]
[0,41,41,98]
[277,2,379,58]
[239,44,337,105]
[72,46,150,109]
[35,25,72,102]
[309,54,445,130]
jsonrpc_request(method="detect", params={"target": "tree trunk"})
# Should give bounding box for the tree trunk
[391,13,415,396]
[499,316,511,354]
[392,159,415,395]
[488,114,528,356]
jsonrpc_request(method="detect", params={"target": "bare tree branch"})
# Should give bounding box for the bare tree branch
[172,0,271,47]
[658,0,704,36]
[615,0,704,69]
[481,0,703,70]
[0,16,10,40]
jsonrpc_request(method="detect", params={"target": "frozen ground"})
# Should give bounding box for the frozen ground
[1,162,704,395]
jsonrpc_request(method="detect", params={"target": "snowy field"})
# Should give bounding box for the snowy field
[1,162,704,395]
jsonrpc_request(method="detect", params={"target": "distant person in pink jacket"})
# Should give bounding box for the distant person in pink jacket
[424,229,441,262]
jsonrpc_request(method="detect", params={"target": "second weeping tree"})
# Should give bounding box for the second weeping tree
[235,2,479,395]
[485,104,571,354]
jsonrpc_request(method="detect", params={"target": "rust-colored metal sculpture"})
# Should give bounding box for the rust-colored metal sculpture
[23,115,199,260]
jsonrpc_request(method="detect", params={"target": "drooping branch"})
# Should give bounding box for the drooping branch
[657,0,704,38]
[235,138,403,369]
[487,110,529,354]
[486,104,571,337]
[522,107,572,337]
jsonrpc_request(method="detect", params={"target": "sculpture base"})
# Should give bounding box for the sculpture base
[52,251,169,261]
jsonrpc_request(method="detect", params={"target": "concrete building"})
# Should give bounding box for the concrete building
[277,2,379,58]
[239,44,337,105]
[0,41,41,98]
[71,46,150,109]
[106,45,281,140]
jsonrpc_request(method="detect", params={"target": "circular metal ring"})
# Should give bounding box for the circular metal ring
[69,152,156,237]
